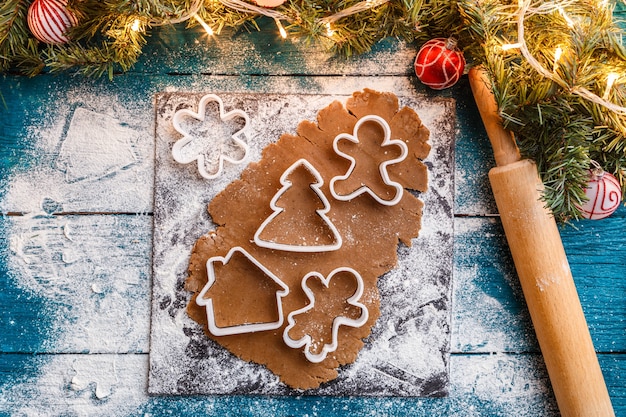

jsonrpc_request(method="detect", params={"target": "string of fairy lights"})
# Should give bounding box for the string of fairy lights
[134,0,390,40]
[500,0,626,115]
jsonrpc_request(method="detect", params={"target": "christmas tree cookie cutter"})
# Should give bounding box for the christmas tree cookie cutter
[254,158,342,252]
[171,94,250,179]
[196,246,289,336]
[283,267,369,363]
[330,115,408,206]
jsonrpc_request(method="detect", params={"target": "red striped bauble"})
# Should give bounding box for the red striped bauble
[27,0,78,44]
[577,169,622,220]
[414,37,465,90]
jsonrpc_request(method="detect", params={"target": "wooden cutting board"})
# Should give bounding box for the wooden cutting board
[149,92,455,396]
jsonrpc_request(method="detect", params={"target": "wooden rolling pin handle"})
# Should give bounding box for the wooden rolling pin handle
[469,67,615,417]
[467,68,521,167]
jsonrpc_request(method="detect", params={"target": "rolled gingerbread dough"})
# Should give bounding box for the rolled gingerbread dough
[185,89,430,389]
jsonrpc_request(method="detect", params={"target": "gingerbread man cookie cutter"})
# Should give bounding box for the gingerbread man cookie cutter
[330,115,408,206]
[171,94,250,179]
[254,158,342,252]
[283,267,369,363]
[196,246,289,336]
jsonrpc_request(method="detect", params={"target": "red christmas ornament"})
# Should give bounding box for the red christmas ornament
[577,166,622,220]
[27,0,78,45]
[414,37,465,90]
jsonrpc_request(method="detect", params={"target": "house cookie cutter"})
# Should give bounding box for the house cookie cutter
[282,267,369,363]
[196,246,289,336]
[254,158,342,252]
[171,94,250,179]
[330,115,408,206]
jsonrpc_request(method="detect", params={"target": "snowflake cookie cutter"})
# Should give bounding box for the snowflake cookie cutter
[330,115,409,206]
[283,267,369,363]
[196,246,289,336]
[171,94,250,179]
[254,158,343,252]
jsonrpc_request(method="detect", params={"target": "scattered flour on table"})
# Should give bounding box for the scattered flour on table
[0,86,154,214]
[450,354,557,416]
[5,213,151,353]
[451,217,535,353]
[1,81,156,354]
[454,165,495,215]
[0,82,156,416]
[0,354,148,417]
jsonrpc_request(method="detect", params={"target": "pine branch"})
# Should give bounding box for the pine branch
[0,0,32,72]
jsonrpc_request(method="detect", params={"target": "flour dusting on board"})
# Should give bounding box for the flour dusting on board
[149,92,455,396]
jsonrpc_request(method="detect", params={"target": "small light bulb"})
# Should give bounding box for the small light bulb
[553,46,563,72]
[275,19,287,39]
[326,22,335,37]
[193,13,214,36]
[501,42,522,51]
[558,7,575,28]
[131,19,141,32]
[603,72,619,100]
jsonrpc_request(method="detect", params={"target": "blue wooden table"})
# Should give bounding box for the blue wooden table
[1,19,625,417]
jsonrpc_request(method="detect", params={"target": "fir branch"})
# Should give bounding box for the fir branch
[0,0,31,72]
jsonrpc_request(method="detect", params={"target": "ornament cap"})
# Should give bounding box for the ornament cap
[445,37,458,50]
[590,160,605,180]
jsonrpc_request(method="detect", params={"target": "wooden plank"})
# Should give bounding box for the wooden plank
[2,352,624,416]
[561,209,626,353]
[452,80,499,215]
[0,353,566,416]
[134,20,416,77]
[2,213,623,357]
[0,214,151,354]
[453,217,535,353]
[0,353,149,416]
[0,75,155,214]
[0,74,491,216]
[454,212,626,354]
[1,74,482,214]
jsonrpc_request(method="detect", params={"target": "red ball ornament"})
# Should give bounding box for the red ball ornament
[27,0,78,45]
[577,166,622,220]
[414,37,466,90]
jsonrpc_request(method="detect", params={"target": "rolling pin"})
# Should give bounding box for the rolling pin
[468,67,615,417]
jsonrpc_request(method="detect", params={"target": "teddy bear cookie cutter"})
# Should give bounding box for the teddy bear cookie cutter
[283,267,369,363]
[171,94,250,179]
[330,115,408,206]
